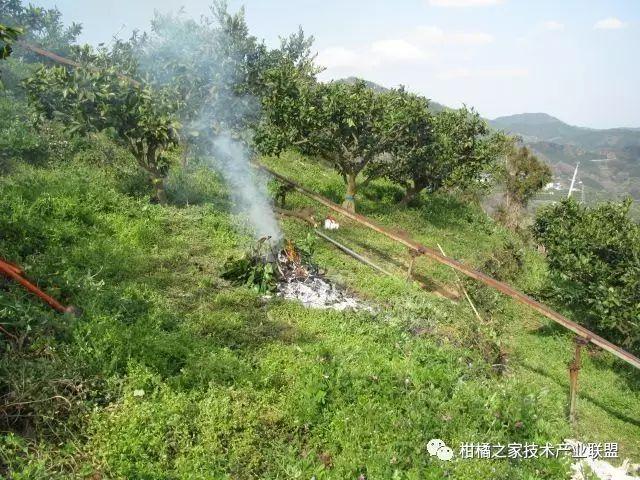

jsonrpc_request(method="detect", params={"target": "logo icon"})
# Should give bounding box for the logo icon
[427,439,454,461]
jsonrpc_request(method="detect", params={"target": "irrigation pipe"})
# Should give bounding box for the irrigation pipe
[258,164,640,371]
[314,229,394,277]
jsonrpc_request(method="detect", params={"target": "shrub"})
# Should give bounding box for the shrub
[0,95,47,168]
[0,95,94,171]
[533,198,640,352]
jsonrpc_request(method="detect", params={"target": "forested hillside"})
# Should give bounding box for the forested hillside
[1,2,639,479]
[490,113,640,214]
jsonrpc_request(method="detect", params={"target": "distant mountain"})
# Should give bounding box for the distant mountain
[490,113,640,153]
[336,76,389,93]
[490,113,640,215]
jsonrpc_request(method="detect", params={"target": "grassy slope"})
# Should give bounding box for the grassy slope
[261,151,640,460]
[0,147,637,479]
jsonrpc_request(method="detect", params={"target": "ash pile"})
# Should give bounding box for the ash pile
[275,240,371,311]
[223,237,371,312]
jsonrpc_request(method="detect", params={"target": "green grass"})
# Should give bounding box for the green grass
[0,145,638,478]
[262,150,640,460]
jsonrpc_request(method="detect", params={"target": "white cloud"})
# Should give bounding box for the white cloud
[413,26,494,45]
[438,66,528,80]
[543,21,565,31]
[428,0,503,6]
[594,17,626,30]
[370,39,428,61]
[317,25,495,75]
[317,39,427,72]
[316,47,373,69]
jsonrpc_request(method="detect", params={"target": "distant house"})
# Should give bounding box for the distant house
[543,182,564,191]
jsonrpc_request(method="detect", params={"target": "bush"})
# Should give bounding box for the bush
[0,94,102,172]
[0,94,47,168]
[533,198,640,353]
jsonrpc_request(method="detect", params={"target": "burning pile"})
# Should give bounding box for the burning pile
[222,236,371,311]
[275,239,318,281]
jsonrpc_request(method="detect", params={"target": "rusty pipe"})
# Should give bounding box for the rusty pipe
[257,163,640,371]
[0,259,79,316]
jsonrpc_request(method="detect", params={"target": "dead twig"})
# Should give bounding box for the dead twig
[0,395,73,411]
[437,243,483,323]
[0,324,18,342]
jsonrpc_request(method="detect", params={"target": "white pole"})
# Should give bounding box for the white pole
[568,162,580,199]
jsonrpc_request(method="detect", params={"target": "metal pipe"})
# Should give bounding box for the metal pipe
[257,164,640,371]
[569,336,589,423]
[0,259,24,276]
[0,259,79,316]
[314,229,393,277]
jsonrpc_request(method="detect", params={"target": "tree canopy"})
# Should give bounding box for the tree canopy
[258,79,389,211]
[364,88,434,204]
[533,198,640,353]
[368,103,510,205]
[497,145,552,229]
[24,58,181,204]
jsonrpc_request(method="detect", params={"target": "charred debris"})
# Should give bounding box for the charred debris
[222,235,372,311]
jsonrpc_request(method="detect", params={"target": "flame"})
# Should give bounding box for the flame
[284,239,301,264]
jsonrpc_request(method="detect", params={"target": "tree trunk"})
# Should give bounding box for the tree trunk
[152,175,168,205]
[501,195,522,230]
[399,179,425,206]
[138,146,168,206]
[342,172,358,212]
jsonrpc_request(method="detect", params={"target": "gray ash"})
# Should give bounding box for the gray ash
[273,240,372,311]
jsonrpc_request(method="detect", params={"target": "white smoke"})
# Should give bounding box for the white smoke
[137,6,282,241]
[210,133,282,240]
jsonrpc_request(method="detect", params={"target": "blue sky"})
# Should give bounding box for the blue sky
[37,0,640,128]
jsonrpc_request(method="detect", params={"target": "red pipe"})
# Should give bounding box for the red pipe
[0,258,80,316]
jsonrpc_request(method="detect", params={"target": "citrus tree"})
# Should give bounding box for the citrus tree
[432,108,510,197]
[258,79,388,211]
[24,63,180,204]
[533,198,640,353]
[369,104,509,205]
[135,2,318,158]
[364,88,435,204]
[497,145,552,229]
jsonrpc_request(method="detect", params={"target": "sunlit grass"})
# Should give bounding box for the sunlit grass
[0,151,638,478]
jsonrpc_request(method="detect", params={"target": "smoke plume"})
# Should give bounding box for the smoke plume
[137,5,282,241]
[210,133,282,240]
